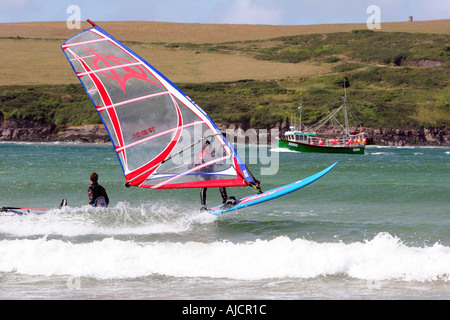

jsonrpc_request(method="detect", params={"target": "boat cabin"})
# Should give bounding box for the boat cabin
[284,131,315,144]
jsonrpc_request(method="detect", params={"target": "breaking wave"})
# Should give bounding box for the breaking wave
[0,233,448,282]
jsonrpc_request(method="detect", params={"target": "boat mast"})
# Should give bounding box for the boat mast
[343,82,349,135]
[298,102,303,132]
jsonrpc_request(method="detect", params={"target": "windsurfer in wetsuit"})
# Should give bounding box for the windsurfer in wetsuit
[199,140,233,210]
[88,172,109,208]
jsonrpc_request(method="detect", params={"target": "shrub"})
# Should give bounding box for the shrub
[324,56,340,63]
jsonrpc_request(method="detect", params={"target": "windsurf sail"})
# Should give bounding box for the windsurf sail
[62,21,259,190]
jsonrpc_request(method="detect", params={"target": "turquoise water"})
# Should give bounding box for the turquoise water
[0,142,449,299]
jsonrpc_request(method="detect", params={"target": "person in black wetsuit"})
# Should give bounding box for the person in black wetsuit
[199,140,235,211]
[200,186,228,210]
[88,172,109,208]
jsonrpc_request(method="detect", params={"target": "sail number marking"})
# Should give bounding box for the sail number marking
[133,127,156,139]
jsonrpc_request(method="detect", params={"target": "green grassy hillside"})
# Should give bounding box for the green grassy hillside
[0,21,449,131]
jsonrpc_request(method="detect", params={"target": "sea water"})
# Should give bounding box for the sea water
[0,142,449,300]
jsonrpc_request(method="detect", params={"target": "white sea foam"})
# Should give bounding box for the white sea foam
[368,152,394,155]
[0,233,448,282]
[269,147,298,153]
[0,202,214,237]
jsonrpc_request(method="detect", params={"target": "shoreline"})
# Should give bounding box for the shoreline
[1,140,449,149]
[0,122,448,147]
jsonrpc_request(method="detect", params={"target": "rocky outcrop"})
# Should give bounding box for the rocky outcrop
[0,119,58,141]
[366,127,449,146]
[0,119,109,143]
[54,125,109,143]
[0,118,448,146]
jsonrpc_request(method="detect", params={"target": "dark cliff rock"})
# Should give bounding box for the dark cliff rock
[366,127,449,146]
[0,119,109,143]
[0,119,58,141]
[0,118,448,146]
[54,125,110,143]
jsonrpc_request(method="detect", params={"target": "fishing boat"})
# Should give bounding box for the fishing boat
[277,91,368,154]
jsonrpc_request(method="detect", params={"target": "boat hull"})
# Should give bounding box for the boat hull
[277,138,365,154]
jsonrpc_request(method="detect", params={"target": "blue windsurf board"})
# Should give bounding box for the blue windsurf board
[210,162,338,215]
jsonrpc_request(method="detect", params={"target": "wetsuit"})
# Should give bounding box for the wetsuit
[88,182,109,207]
[200,187,228,206]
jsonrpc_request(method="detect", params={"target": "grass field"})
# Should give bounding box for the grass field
[1,19,448,43]
[1,20,449,85]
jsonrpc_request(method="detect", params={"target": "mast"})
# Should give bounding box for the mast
[87,19,97,27]
[298,102,303,132]
[343,82,349,135]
